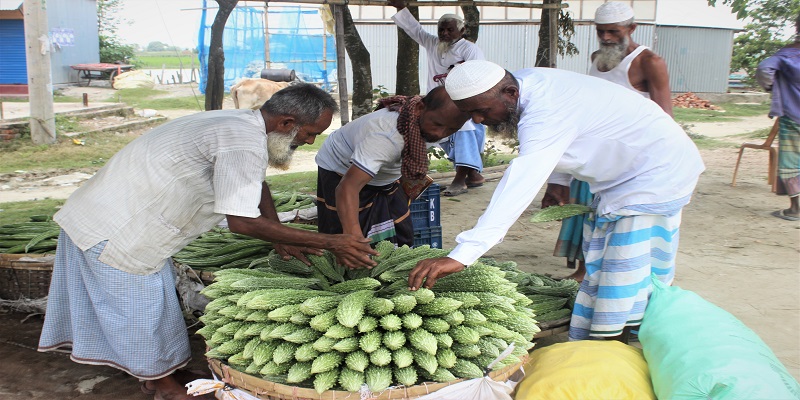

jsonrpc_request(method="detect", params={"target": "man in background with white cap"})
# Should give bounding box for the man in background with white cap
[592,1,672,114]
[408,60,704,342]
[389,0,487,197]
[552,1,674,282]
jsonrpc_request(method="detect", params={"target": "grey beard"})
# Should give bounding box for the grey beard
[437,40,455,57]
[267,127,299,170]
[595,36,630,71]
[489,102,521,139]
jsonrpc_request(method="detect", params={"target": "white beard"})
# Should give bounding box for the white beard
[595,36,630,72]
[437,40,455,57]
[266,127,299,170]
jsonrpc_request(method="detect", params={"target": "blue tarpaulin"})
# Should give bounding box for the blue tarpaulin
[197,2,336,94]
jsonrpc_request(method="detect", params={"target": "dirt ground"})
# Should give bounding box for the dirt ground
[0,85,797,398]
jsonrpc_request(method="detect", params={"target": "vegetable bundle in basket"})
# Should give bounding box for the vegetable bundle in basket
[0,216,60,254]
[197,241,538,394]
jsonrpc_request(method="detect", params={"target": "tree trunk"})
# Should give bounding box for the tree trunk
[461,5,480,43]
[395,6,420,95]
[205,0,238,111]
[339,5,373,119]
[535,0,557,67]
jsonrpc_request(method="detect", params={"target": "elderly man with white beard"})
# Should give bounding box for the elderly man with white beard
[591,1,672,115]
[37,84,377,400]
[553,1,674,282]
[389,0,488,197]
[407,60,704,343]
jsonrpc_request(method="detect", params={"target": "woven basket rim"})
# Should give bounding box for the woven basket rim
[209,354,527,399]
[0,253,54,271]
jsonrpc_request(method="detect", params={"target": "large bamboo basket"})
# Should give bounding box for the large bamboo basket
[208,355,527,400]
[0,253,54,299]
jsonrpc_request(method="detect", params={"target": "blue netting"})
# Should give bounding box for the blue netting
[197,2,336,94]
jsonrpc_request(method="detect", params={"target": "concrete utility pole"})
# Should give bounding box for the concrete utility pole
[23,0,56,144]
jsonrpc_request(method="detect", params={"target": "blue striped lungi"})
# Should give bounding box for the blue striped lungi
[568,200,686,340]
[440,124,486,171]
[38,230,192,379]
[553,180,594,263]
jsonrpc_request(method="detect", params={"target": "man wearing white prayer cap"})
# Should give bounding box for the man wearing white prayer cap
[553,1,674,283]
[592,1,672,114]
[407,60,705,343]
[388,0,488,197]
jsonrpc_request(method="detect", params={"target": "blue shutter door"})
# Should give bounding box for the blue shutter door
[0,20,27,84]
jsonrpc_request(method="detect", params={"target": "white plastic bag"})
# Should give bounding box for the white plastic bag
[418,344,525,400]
[186,378,260,400]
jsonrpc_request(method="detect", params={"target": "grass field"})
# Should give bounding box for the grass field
[111,88,205,111]
[673,102,771,123]
[136,52,198,69]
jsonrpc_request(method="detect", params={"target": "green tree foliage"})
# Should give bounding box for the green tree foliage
[535,0,578,68]
[708,0,800,84]
[97,0,136,64]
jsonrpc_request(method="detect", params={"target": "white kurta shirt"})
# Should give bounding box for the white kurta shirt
[55,110,270,275]
[447,68,705,266]
[391,8,485,94]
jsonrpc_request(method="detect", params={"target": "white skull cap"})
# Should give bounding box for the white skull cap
[595,2,635,24]
[445,60,506,101]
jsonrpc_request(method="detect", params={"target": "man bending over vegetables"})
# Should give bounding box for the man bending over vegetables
[316,86,470,247]
[38,84,377,400]
[408,61,704,342]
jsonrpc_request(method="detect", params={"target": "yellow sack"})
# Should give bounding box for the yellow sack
[515,341,655,400]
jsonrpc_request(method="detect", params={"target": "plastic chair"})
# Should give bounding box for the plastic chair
[731,119,780,190]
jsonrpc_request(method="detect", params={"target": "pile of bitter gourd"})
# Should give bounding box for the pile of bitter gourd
[197,241,539,394]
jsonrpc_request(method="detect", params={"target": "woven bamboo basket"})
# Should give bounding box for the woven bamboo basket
[533,316,571,339]
[0,253,54,299]
[208,355,527,400]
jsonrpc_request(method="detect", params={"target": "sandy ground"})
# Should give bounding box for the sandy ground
[0,85,797,398]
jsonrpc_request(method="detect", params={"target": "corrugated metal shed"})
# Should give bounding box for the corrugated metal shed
[346,21,732,94]
[47,0,100,85]
[653,25,733,93]
[0,19,27,84]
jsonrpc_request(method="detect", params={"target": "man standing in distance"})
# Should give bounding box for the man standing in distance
[389,0,487,196]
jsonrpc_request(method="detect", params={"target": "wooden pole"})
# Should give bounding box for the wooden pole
[23,0,56,144]
[264,2,271,70]
[548,1,558,68]
[332,4,349,125]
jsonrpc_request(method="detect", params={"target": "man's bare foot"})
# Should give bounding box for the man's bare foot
[147,375,195,400]
[465,169,485,187]
[558,260,585,282]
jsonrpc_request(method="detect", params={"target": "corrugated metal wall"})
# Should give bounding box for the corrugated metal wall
[345,22,729,94]
[653,26,733,93]
[47,0,99,85]
[0,19,27,84]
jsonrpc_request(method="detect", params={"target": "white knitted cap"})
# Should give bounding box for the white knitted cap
[445,60,506,101]
[595,2,635,24]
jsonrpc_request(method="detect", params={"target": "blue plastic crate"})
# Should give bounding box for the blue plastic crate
[410,184,441,230]
[413,226,443,249]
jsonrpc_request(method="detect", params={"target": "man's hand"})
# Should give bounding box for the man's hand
[274,243,324,265]
[541,183,570,209]
[387,0,406,10]
[330,234,378,270]
[408,257,465,290]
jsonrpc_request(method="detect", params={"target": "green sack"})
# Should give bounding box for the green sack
[640,275,800,399]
